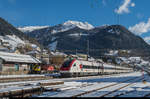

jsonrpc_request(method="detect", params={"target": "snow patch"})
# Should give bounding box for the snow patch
[108,29,116,33]
[68,33,88,36]
[51,37,57,41]
[0,35,25,50]
[18,26,49,33]
[31,44,38,49]
[48,41,58,51]
[63,20,94,30]
[51,51,67,56]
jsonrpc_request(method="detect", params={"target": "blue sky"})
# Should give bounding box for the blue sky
[0,0,150,43]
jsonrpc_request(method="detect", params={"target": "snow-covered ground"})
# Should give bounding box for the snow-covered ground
[0,74,45,78]
[1,72,150,97]
[32,72,150,97]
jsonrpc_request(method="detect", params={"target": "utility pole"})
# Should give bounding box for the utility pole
[41,47,43,64]
[48,51,50,65]
[117,13,120,25]
[87,39,89,61]
[76,49,77,55]
[114,0,120,25]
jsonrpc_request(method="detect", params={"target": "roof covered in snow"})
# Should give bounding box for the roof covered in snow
[51,51,67,56]
[0,51,41,63]
[26,50,40,54]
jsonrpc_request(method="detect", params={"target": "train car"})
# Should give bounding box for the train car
[60,59,133,77]
[41,65,54,74]
[30,64,41,74]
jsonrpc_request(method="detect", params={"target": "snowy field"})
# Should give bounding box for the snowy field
[0,74,45,78]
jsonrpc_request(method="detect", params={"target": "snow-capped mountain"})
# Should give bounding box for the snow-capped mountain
[18,20,94,34]
[18,26,49,33]
[23,21,150,57]
[63,20,94,30]
[51,20,94,34]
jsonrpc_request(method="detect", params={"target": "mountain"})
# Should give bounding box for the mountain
[19,20,150,57]
[0,17,42,52]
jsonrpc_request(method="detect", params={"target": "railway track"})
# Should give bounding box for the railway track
[0,73,125,90]
[1,72,145,98]
[144,93,150,97]
[0,76,53,83]
[101,78,143,97]
[72,77,142,97]
[31,72,143,97]
[117,86,150,97]
[0,71,134,84]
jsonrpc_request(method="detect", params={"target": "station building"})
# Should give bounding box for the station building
[0,51,41,75]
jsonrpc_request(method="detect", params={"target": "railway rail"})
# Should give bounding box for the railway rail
[0,73,128,89]
[72,77,142,97]
[35,72,143,97]
[1,72,148,98]
[100,78,143,97]
[0,76,53,83]
[69,77,141,97]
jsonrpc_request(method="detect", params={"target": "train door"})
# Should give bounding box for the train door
[14,64,19,71]
[72,60,80,76]
[101,63,104,74]
[92,62,96,75]
[0,59,2,72]
[98,62,100,75]
[79,61,84,76]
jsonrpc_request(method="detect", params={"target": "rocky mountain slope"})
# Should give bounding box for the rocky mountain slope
[0,17,42,52]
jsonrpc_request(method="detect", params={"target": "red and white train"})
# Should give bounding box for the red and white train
[60,59,133,77]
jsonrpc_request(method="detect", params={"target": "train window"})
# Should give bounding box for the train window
[62,60,73,67]
[73,63,76,67]
[83,65,88,69]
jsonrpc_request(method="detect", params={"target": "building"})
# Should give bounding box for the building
[0,51,41,75]
[26,50,41,59]
[0,46,9,52]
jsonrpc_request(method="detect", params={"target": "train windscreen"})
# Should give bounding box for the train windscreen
[62,60,73,68]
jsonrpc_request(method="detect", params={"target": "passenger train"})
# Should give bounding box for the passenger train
[60,59,133,77]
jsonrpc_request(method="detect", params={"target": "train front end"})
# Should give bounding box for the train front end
[60,59,75,77]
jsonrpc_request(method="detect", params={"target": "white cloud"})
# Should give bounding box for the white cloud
[131,3,135,7]
[144,37,150,45]
[115,0,135,14]
[8,0,16,4]
[136,13,144,19]
[129,18,150,35]
[102,0,106,6]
